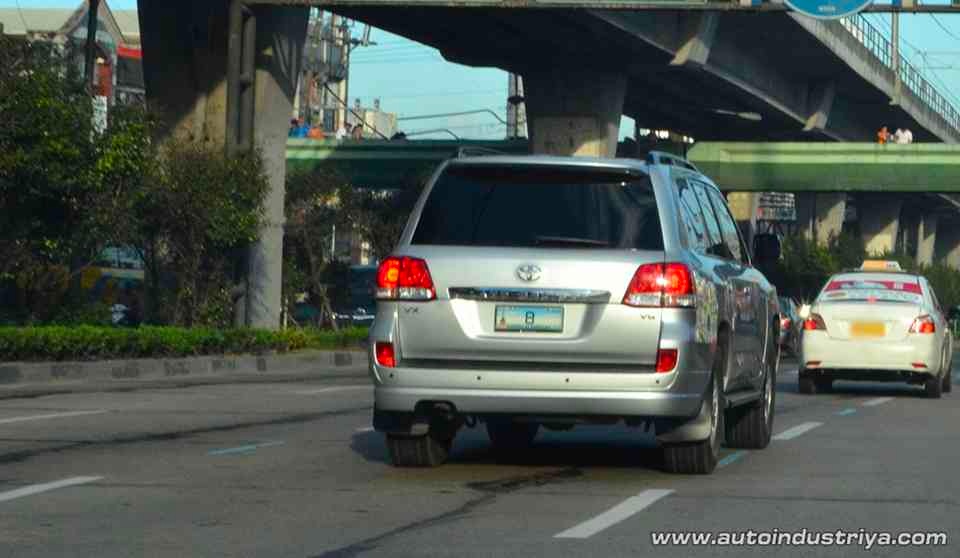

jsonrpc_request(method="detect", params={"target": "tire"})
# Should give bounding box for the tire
[663,339,725,475]
[386,433,452,467]
[726,336,777,450]
[814,378,833,392]
[798,374,818,395]
[486,420,539,453]
[925,373,943,399]
[943,368,953,394]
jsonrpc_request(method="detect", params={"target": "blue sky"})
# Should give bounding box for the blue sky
[7,0,960,139]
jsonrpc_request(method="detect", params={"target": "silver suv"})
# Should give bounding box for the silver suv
[369,152,782,474]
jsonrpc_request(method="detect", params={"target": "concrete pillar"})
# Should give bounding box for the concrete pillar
[140,1,308,329]
[858,198,902,256]
[936,220,960,270]
[916,213,937,267]
[726,192,759,249]
[246,7,309,329]
[794,192,816,240]
[138,1,230,144]
[814,193,846,246]
[523,68,626,157]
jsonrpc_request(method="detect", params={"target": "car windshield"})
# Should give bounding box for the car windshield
[817,274,922,304]
[411,164,663,250]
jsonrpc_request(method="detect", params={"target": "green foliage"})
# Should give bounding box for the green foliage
[772,233,960,310]
[0,325,369,362]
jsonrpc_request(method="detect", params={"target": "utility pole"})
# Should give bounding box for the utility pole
[84,0,101,89]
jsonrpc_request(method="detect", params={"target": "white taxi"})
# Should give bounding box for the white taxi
[799,261,953,398]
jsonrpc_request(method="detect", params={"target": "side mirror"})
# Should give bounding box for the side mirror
[753,233,781,266]
[798,304,811,320]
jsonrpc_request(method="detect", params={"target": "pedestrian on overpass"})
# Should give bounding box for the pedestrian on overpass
[877,126,890,144]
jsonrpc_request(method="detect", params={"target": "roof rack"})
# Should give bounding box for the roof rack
[455,146,504,158]
[645,151,699,173]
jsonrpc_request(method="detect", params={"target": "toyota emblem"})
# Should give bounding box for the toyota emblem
[516,264,542,282]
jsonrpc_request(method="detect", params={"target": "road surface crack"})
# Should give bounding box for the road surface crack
[310,467,583,558]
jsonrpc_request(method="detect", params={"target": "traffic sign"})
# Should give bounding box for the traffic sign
[784,0,873,19]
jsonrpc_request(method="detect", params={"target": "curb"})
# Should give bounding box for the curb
[0,349,369,387]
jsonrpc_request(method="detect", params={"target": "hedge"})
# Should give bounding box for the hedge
[0,326,369,362]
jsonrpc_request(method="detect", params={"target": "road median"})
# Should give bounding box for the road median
[0,349,369,391]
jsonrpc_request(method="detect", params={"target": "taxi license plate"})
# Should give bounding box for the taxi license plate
[850,321,885,338]
[495,305,563,333]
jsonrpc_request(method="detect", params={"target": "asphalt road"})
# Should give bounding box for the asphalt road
[1,359,958,557]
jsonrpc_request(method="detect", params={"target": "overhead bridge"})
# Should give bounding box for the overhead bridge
[288,139,960,267]
[287,139,960,193]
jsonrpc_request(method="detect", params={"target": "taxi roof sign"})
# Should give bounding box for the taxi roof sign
[860,260,903,271]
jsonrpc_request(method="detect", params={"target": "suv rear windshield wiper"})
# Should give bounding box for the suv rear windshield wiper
[534,236,611,248]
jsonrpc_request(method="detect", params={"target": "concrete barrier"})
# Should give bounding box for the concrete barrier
[0,349,368,388]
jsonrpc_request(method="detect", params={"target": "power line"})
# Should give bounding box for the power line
[13,0,30,33]
[930,14,960,42]
[322,84,390,139]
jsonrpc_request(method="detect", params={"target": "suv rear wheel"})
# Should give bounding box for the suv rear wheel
[663,340,725,474]
[386,432,452,467]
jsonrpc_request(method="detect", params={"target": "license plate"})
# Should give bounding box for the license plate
[494,305,563,333]
[850,321,885,338]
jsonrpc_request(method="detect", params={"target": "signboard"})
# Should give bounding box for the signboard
[783,0,873,19]
[92,95,108,134]
[756,192,796,222]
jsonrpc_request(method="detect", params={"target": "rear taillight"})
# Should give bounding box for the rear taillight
[656,348,678,373]
[623,263,696,308]
[375,342,396,367]
[803,314,827,331]
[376,257,435,301]
[909,315,936,334]
[780,317,792,330]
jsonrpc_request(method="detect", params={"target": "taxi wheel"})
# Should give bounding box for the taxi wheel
[798,374,818,395]
[925,373,943,399]
[386,432,452,467]
[943,370,952,393]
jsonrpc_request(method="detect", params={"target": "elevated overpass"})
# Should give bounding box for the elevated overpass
[136,0,960,327]
[287,138,960,267]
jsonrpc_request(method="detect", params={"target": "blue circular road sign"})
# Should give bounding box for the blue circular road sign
[784,0,873,19]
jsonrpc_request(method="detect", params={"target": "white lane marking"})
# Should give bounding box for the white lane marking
[862,397,894,407]
[717,450,748,468]
[292,385,370,395]
[208,441,285,456]
[0,476,103,503]
[0,410,108,425]
[355,426,375,433]
[554,489,674,539]
[772,422,823,441]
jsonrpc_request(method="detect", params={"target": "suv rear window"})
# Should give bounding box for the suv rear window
[411,164,663,250]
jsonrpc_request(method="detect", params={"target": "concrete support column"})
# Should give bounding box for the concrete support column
[523,68,626,157]
[936,220,960,270]
[916,213,938,267]
[814,193,846,246]
[794,192,816,240]
[138,1,230,144]
[858,198,903,256]
[246,6,309,329]
[726,192,759,249]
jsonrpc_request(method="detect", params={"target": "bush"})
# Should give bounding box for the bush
[0,326,368,362]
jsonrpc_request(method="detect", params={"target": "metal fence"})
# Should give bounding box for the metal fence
[840,15,960,135]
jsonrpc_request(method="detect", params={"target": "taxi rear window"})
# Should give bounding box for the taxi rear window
[819,276,922,304]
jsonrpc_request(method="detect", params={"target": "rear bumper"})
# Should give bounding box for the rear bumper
[374,384,703,417]
[801,332,941,374]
